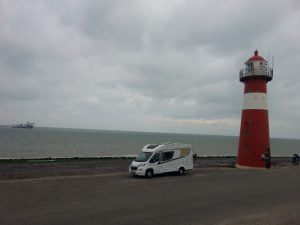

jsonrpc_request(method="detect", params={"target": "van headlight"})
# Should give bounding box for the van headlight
[138,163,146,167]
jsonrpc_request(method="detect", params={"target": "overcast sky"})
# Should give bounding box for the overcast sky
[1,0,300,139]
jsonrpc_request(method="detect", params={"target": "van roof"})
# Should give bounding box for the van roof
[142,143,192,153]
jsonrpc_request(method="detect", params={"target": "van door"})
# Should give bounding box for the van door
[161,151,175,173]
[149,152,162,174]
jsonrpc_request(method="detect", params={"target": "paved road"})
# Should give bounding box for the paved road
[1,167,300,225]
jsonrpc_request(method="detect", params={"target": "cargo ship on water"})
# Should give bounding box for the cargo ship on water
[12,122,34,129]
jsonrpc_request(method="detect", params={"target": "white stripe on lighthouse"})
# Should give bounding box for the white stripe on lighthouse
[243,92,268,110]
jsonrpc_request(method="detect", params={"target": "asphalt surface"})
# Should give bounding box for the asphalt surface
[1,166,300,225]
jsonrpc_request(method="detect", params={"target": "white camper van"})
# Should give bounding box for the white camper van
[129,143,193,178]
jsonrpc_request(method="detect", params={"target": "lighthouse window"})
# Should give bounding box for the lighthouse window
[246,63,251,72]
[260,62,263,69]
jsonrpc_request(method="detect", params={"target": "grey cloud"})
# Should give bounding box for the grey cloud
[0,0,300,138]
[147,1,288,53]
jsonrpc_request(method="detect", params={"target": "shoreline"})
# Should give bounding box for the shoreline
[0,155,292,163]
[0,156,294,181]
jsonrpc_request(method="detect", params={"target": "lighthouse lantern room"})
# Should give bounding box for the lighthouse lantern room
[237,50,273,169]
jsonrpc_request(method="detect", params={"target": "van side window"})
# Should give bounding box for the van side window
[162,151,174,161]
[150,153,160,163]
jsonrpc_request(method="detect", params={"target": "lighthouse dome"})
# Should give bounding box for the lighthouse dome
[246,50,266,62]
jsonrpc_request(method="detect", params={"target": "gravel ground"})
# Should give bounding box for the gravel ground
[0,157,292,180]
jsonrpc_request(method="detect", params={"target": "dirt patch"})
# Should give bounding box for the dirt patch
[0,157,293,180]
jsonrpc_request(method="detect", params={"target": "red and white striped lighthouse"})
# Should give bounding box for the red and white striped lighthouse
[237,50,273,169]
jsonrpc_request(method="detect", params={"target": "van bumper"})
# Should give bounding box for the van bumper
[129,167,146,176]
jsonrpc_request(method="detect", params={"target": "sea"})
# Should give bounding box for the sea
[0,127,299,159]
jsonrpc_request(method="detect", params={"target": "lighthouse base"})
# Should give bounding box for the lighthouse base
[235,164,269,169]
[237,109,271,169]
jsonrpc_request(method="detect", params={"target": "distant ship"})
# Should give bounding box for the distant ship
[12,122,34,129]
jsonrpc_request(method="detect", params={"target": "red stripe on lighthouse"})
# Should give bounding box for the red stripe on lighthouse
[237,110,270,168]
[244,79,267,93]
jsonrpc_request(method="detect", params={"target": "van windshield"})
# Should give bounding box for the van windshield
[134,152,153,162]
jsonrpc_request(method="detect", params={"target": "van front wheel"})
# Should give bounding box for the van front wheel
[178,167,185,176]
[145,169,153,178]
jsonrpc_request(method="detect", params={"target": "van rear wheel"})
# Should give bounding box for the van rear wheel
[178,167,185,176]
[145,169,153,178]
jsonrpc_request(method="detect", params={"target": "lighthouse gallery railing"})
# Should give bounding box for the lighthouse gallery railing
[239,67,273,82]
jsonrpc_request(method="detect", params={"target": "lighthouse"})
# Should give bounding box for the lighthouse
[237,50,273,169]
